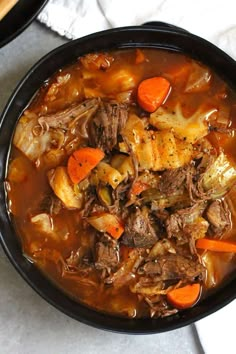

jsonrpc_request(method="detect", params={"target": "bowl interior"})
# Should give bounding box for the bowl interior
[1,25,236,333]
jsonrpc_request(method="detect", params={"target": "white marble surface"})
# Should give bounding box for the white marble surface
[0,22,203,354]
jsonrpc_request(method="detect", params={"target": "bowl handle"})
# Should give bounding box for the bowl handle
[142,21,189,33]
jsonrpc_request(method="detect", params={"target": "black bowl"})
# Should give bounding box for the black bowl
[0,0,49,48]
[1,22,236,334]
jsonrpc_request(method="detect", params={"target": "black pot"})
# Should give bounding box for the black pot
[1,22,236,334]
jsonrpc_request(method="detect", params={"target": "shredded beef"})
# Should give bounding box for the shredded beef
[144,296,175,318]
[95,234,119,272]
[66,249,81,268]
[144,293,178,318]
[89,100,128,152]
[206,200,231,235]
[39,194,62,215]
[122,208,158,248]
[138,254,205,282]
[65,249,94,275]
[185,164,206,202]
[109,180,131,215]
[151,207,170,222]
[186,155,217,203]
[38,98,99,129]
[80,195,96,217]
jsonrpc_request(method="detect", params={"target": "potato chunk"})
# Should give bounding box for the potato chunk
[48,166,83,209]
[94,162,123,189]
[121,115,193,171]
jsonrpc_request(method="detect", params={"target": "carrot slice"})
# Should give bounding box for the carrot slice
[137,76,171,113]
[167,283,201,309]
[196,238,236,253]
[106,222,124,239]
[67,147,104,184]
[135,49,146,64]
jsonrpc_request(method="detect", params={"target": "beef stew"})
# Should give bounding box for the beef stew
[6,48,236,318]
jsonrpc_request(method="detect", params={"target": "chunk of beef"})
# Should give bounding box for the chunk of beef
[95,234,119,272]
[166,203,208,239]
[159,166,187,195]
[166,213,182,238]
[138,254,205,282]
[206,200,231,235]
[159,146,218,203]
[89,100,128,152]
[122,208,158,248]
[38,98,99,129]
[165,203,209,254]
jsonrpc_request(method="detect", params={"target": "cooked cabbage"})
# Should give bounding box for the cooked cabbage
[150,104,217,143]
[13,114,51,161]
[203,152,236,199]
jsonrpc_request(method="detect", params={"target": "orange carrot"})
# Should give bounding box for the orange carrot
[196,238,236,253]
[166,62,191,82]
[135,49,146,64]
[137,76,171,113]
[107,222,124,239]
[167,283,201,309]
[130,180,149,195]
[67,147,104,184]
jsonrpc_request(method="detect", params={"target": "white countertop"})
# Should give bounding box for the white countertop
[0,22,203,354]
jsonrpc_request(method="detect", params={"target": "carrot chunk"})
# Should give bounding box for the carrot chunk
[135,49,146,64]
[196,238,236,253]
[137,76,171,112]
[67,147,104,184]
[106,222,124,239]
[130,180,149,195]
[166,62,191,83]
[167,283,201,309]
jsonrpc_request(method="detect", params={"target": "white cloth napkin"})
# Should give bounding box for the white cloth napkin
[38,0,236,59]
[38,1,236,353]
[196,300,236,354]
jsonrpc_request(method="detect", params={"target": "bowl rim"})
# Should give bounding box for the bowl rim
[1,24,236,334]
[0,0,49,48]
